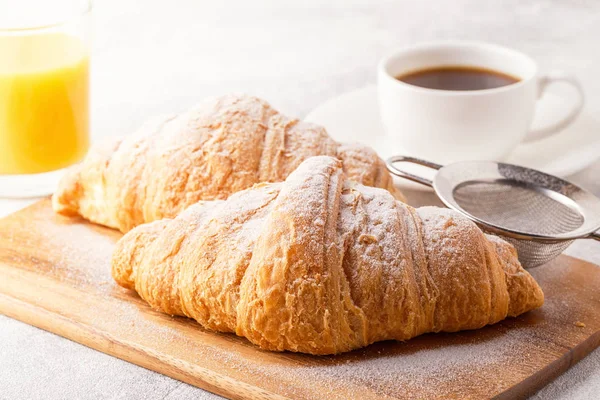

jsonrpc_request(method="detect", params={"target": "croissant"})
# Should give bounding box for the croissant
[52,94,404,233]
[112,156,544,355]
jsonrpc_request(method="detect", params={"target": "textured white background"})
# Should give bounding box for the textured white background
[1,0,600,399]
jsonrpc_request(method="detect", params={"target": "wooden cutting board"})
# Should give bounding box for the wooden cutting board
[0,199,599,400]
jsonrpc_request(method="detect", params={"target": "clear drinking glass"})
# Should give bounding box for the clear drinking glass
[0,0,91,197]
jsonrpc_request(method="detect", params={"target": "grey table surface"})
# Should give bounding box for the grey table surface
[1,0,599,399]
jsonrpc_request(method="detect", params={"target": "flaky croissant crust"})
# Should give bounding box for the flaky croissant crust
[112,156,544,355]
[52,94,403,233]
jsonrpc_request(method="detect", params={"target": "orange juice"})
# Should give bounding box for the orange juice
[0,33,89,174]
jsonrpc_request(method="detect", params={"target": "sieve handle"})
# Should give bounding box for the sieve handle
[590,230,600,242]
[386,156,442,187]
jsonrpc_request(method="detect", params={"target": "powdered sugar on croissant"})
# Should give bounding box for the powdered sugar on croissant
[112,156,543,355]
[52,94,404,232]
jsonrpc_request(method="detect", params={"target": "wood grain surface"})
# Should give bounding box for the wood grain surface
[0,199,598,400]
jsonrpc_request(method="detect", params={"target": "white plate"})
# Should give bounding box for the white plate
[306,85,600,189]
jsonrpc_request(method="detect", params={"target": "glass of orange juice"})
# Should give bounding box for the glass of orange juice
[0,0,91,197]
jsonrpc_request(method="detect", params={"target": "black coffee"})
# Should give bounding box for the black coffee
[396,66,520,91]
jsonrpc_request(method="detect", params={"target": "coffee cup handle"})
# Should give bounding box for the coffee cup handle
[524,72,585,143]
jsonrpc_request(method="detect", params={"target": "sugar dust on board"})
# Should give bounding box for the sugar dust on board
[0,33,89,174]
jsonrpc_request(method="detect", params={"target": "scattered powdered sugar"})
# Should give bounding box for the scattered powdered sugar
[88,296,200,350]
[196,324,537,400]
[42,225,120,293]
[0,203,122,296]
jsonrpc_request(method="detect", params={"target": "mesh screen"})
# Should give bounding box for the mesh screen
[452,180,583,268]
[453,180,583,236]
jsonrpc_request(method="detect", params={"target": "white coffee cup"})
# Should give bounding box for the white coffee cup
[378,41,584,164]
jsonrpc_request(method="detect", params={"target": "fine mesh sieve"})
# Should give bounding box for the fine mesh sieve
[386,156,600,268]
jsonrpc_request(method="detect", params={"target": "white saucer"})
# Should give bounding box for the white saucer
[306,85,600,189]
